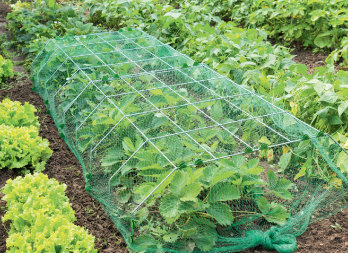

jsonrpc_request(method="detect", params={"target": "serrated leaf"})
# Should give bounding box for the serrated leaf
[278,152,292,172]
[268,170,292,200]
[122,137,135,152]
[256,196,271,213]
[267,170,278,189]
[117,188,130,203]
[101,147,122,167]
[180,183,201,202]
[265,203,289,225]
[257,197,289,225]
[159,194,180,219]
[169,171,187,196]
[208,182,240,203]
[192,219,217,251]
[163,233,179,243]
[206,203,234,226]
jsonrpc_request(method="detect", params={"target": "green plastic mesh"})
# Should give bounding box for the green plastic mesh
[31,29,347,253]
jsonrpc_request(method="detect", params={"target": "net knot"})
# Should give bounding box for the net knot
[246,227,297,253]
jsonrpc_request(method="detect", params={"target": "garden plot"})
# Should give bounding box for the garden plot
[31,28,347,253]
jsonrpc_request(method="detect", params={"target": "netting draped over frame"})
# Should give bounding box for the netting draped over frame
[31,29,347,253]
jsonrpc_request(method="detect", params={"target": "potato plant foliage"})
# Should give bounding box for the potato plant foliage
[84,0,348,145]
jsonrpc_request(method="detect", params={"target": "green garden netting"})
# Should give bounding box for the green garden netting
[31,28,348,253]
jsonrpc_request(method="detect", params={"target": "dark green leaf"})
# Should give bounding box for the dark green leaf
[206,202,234,226]
[209,182,240,203]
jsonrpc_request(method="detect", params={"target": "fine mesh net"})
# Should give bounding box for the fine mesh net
[31,29,347,253]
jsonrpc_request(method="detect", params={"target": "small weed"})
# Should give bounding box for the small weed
[330,222,343,230]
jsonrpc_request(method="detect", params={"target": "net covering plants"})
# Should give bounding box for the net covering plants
[31,29,348,253]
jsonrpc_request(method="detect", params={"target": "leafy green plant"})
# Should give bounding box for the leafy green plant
[122,154,292,251]
[327,36,348,67]
[285,65,348,135]
[183,0,348,51]
[0,55,14,86]
[28,22,348,251]
[6,0,98,62]
[2,173,97,252]
[0,98,39,128]
[0,125,52,171]
[82,0,348,143]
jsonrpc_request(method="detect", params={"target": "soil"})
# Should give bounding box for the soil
[0,2,347,253]
[291,46,329,74]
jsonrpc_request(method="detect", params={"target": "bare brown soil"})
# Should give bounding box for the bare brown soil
[291,46,328,74]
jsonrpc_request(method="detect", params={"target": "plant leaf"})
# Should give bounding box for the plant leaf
[180,183,201,202]
[278,152,292,172]
[206,203,234,226]
[159,194,180,219]
[208,182,240,203]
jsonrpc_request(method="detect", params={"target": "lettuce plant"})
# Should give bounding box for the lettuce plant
[0,98,40,128]
[0,55,13,86]
[0,125,52,171]
[2,173,97,253]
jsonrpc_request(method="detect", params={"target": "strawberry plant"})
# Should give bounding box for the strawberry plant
[30,26,347,252]
[2,173,97,252]
[115,152,292,251]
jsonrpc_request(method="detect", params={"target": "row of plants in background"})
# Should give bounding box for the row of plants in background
[5,1,347,144]
[2,173,97,252]
[6,0,98,64]
[175,0,348,65]
[83,0,348,145]
[0,98,52,172]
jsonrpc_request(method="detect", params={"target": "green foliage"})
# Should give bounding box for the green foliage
[84,0,348,143]
[246,0,347,50]
[119,152,292,251]
[9,0,348,141]
[6,0,98,61]
[2,173,97,252]
[286,66,348,135]
[0,55,14,86]
[0,98,39,128]
[0,125,52,171]
[327,36,348,66]
[186,0,348,52]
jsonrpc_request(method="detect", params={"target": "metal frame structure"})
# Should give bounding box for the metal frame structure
[34,29,320,214]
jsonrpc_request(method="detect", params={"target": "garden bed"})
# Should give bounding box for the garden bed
[0,2,347,253]
[0,63,346,253]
